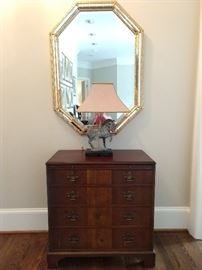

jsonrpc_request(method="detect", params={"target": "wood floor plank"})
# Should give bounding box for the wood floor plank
[179,231,202,270]
[153,236,168,270]
[18,233,48,270]
[154,233,175,270]
[0,234,31,270]
[0,231,201,270]
[169,234,196,270]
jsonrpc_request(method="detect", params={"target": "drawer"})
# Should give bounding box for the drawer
[48,187,87,205]
[112,229,152,250]
[49,228,112,250]
[113,169,153,185]
[49,207,152,227]
[112,186,153,205]
[112,207,152,227]
[49,228,152,251]
[48,168,86,186]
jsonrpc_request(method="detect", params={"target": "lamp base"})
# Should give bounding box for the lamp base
[85,148,113,157]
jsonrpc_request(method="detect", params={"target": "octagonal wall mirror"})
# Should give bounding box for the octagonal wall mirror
[50,1,143,134]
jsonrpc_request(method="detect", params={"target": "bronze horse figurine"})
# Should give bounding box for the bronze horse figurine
[87,119,116,149]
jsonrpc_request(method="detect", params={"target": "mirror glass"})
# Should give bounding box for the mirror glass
[50,2,143,134]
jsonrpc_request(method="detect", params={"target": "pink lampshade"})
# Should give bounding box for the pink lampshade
[77,83,129,113]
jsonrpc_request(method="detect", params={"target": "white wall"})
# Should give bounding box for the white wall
[0,0,80,209]
[0,0,200,227]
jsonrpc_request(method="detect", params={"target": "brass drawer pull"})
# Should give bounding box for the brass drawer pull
[66,191,79,200]
[66,175,79,182]
[123,213,135,221]
[123,191,135,201]
[122,233,135,243]
[68,234,80,244]
[124,172,135,182]
[66,211,79,222]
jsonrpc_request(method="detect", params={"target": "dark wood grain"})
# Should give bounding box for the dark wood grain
[0,231,202,269]
[46,150,156,268]
[0,233,47,270]
[46,150,155,165]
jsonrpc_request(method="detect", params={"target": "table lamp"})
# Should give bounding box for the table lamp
[77,83,129,156]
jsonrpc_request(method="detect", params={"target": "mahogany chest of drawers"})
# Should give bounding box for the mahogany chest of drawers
[46,150,156,268]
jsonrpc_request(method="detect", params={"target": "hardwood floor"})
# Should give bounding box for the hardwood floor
[0,231,201,270]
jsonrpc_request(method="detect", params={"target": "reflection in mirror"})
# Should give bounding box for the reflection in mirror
[50,2,143,134]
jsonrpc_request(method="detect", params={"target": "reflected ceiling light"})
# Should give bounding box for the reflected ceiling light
[89,33,96,37]
[85,19,94,24]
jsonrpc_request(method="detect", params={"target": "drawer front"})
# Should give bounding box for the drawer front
[112,207,152,227]
[112,229,152,250]
[48,186,153,207]
[48,168,86,186]
[48,187,87,205]
[49,228,152,251]
[112,186,153,205]
[49,207,152,228]
[113,169,153,185]
[49,228,112,250]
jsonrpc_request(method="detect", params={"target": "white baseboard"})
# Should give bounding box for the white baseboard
[0,208,48,231]
[0,207,189,231]
[154,207,189,229]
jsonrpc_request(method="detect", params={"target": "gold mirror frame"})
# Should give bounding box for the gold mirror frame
[50,1,144,134]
